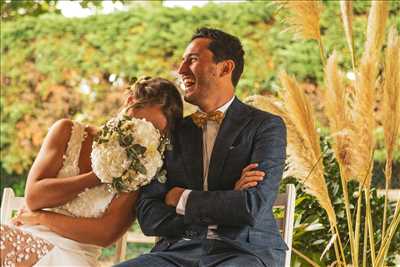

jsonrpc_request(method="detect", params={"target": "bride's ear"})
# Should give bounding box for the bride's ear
[125,95,136,106]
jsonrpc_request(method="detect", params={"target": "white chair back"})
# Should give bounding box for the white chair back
[274,184,296,267]
[1,187,25,224]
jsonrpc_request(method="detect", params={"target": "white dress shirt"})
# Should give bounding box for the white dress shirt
[176,96,235,239]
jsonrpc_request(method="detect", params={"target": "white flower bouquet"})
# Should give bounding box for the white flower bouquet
[91,114,169,192]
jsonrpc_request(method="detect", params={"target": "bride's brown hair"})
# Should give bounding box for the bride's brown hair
[128,77,183,133]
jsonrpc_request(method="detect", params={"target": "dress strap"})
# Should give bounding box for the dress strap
[57,121,87,177]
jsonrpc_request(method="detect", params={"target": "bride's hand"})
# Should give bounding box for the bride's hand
[12,210,43,226]
[17,204,29,216]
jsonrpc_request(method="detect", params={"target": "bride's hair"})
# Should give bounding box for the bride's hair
[127,76,183,133]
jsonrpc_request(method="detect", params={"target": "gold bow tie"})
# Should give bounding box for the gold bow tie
[191,110,224,128]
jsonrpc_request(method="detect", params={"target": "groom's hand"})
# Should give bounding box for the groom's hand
[234,163,266,191]
[165,187,185,207]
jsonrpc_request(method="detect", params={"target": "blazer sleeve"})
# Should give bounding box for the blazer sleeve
[136,180,187,237]
[183,115,287,226]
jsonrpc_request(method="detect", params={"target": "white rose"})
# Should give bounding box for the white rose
[91,139,131,183]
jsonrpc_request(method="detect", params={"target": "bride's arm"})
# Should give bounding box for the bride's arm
[25,119,101,211]
[14,191,138,247]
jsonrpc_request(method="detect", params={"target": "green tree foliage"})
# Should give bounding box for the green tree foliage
[1,1,399,186]
[1,0,62,20]
[0,0,128,21]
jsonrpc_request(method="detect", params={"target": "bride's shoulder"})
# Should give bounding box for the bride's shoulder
[47,119,97,142]
[49,119,75,134]
[45,119,76,143]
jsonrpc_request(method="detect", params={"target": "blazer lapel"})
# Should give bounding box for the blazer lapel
[178,118,204,190]
[208,98,253,190]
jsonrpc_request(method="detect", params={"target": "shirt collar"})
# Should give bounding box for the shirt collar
[217,95,235,114]
[198,96,235,114]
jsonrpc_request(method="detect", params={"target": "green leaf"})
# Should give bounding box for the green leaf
[112,177,125,192]
[131,144,146,155]
[119,134,133,147]
[134,161,146,175]
[156,169,167,183]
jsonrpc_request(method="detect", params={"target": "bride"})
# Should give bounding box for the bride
[0,77,183,266]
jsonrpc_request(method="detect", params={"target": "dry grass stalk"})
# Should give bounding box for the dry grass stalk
[280,72,322,158]
[281,73,336,228]
[292,248,320,267]
[382,27,400,181]
[376,200,400,266]
[281,0,323,40]
[244,95,286,119]
[350,51,378,260]
[352,2,389,263]
[381,27,400,240]
[280,0,326,64]
[324,52,358,265]
[349,52,378,188]
[324,52,355,182]
[364,0,389,57]
[340,0,356,70]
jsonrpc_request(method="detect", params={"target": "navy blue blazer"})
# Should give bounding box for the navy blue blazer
[136,97,288,265]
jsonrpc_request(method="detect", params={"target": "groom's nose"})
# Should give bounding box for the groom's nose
[177,60,189,75]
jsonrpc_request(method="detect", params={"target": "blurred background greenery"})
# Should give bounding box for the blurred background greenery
[1,0,399,265]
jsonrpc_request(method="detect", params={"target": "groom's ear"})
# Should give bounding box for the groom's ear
[219,60,235,77]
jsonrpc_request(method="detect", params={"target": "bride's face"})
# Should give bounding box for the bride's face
[126,104,168,134]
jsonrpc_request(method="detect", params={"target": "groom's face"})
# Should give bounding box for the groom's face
[178,38,221,107]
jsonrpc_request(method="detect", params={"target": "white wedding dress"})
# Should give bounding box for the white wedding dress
[3,121,116,266]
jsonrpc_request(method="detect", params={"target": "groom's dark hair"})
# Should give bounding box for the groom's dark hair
[129,77,183,133]
[191,27,245,87]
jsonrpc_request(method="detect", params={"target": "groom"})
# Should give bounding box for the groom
[117,28,287,266]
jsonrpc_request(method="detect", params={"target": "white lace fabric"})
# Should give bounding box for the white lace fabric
[1,120,113,266]
[1,224,54,267]
[52,121,115,218]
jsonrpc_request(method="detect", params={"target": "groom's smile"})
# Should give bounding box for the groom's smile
[182,76,195,92]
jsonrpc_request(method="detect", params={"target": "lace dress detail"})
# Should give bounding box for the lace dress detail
[1,225,53,267]
[51,121,115,218]
[56,120,86,178]
[1,120,114,266]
